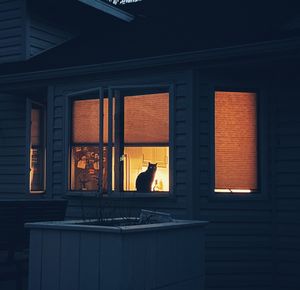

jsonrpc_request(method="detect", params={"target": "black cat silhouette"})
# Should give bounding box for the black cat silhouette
[136,162,157,192]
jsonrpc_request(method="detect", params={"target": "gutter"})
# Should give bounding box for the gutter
[0,37,300,85]
[78,0,135,22]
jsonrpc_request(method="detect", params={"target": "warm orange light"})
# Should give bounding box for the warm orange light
[141,165,169,192]
[215,189,253,193]
[124,93,169,144]
[29,148,34,188]
[73,99,109,143]
[215,91,257,191]
[123,146,169,191]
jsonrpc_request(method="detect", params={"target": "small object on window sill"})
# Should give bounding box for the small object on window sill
[139,209,173,224]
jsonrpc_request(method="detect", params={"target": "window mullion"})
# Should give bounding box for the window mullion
[107,88,113,194]
[98,88,104,195]
[114,90,124,192]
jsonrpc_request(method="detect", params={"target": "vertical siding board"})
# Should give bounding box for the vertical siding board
[155,230,177,287]
[175,228,205,280]
[121,232,156,290]
[79,232,100,290]
[99,233,122,290]
[60,231,80,290]
[28,229,43,290]
[41,230,61,290]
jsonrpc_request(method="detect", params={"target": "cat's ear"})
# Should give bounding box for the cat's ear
[155,163,158,166]
[148,162,150,165]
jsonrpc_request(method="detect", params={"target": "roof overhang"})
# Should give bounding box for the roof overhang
[0,38,300,86]
[78,0,135,22]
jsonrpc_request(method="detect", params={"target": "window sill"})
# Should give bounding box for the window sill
[209,191,268,201]
[66,191,172,199]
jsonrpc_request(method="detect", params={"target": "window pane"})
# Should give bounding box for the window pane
[215,91,257,191]
[72,99,109,143]
[31,108,40,146]
[123,146,169,192]
[124,93,169,144]
[71,146,108,191]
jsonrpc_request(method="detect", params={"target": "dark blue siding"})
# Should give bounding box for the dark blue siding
[0,93,27,195]
[0,0,73,64]
[29,18,73,57]
[50,71,193,219]
[273,81,300,290]
[193,77,274,290]
[0,0,24,64]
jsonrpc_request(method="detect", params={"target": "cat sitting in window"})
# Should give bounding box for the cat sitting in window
[136,163,157,192]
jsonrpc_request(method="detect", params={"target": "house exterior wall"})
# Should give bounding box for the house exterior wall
[271,73,300,290]
[49,69,194,219]
[192,68,273,290]
[0,0,73,64]
[0,93,27,195]
[0,60,299,290]
[191,65,300,290]
[29,18,73,57]
[0,0,25,64]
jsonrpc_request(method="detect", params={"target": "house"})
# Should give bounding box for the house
[1,0,300,289]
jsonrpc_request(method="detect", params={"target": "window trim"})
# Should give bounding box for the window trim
[26,98,47,195]
[65,84,174,198]
[210,86,268,200]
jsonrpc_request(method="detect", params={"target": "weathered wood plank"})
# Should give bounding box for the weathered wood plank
[41,230,60,290]
[60,231,80,290]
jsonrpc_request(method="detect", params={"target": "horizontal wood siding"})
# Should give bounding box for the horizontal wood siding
[51,72,193,220]
[0,0,24,64]
[193,78,273,290]
[273,81,300,290]
[29,18,72,58]
[51,93,64,199]
[0,93,26,194]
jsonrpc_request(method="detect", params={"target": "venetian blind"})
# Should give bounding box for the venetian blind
[124,93,169,144]
[72,99,108,143]
[31,108,40,146]
[215,91,257,191]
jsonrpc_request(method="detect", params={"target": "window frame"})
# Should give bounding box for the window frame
[66,84,174,198]
[210,86,268,200]
[26,98,47,195]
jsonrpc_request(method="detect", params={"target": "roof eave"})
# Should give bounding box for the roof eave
[1,37,300,85]
[78,0,135,22]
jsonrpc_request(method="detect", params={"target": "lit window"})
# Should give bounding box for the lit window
[123,93,169,192]
[71,98,108,191]
[70,90,170,194]
[29,104,45,193]
[215,91,257,193]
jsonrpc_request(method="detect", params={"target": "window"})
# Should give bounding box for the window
[29,102,46,193]
[70,88,170,194]
[121,93,169,192]
[214,91,257,193]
